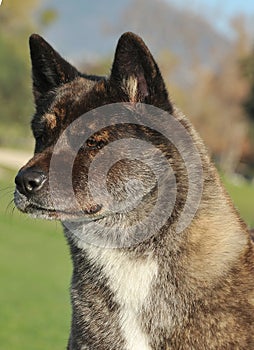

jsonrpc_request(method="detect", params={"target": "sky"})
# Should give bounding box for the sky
[169,0,254,38]
[41,0,254,60]
[169,0,254,18]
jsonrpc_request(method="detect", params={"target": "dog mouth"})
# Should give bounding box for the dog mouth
[14,190,105,222]
[28,203,104,221]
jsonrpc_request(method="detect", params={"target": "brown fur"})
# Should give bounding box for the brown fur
[14,32,254,349]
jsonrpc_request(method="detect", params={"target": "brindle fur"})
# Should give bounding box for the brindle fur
[14,32,254,349]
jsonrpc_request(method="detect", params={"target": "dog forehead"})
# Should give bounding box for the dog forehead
[56,76,97,104]
[31,77,100,135]
[46,76,100,123]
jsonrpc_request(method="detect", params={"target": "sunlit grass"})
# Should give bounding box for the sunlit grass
[0,170,71,350]
[221,174,254,227]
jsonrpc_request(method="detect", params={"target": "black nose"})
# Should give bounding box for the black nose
[15,168,47,196]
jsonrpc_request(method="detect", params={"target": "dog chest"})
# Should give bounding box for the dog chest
[84,245,158,350]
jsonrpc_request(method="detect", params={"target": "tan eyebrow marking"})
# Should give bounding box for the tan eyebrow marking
[43,113,57,129]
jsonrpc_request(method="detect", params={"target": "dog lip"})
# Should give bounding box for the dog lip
[27,203,104,220]
[14,189,104,220]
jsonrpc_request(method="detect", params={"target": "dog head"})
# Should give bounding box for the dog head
[14,32,202,247]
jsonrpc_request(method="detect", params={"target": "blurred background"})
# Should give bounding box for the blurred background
[0,0,254,349]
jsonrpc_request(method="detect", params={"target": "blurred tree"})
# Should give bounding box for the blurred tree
[39,9,58,28]
[0,0,57,148]
[239,43,254,177]
[242,49,254,122]
[244,84,254,122]
[80,57,112,77]
[0,34,32,124]
[179,15,251,174]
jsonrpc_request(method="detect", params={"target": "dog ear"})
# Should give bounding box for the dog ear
[29,34,79,103]
[110,32,171,110]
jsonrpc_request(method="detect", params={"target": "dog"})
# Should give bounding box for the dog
[14,32,254,349]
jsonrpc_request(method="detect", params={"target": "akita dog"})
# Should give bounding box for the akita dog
[14,32,254,349]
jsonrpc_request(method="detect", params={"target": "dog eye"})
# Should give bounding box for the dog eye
[86,137,105,150]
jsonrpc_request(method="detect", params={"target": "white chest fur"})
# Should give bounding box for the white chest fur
[84,245,158,350]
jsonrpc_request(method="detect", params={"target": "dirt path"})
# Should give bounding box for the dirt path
[0,148,31,171]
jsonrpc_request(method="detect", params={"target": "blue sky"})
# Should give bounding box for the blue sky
[169,0,254,17]
[169,0,254,38]
[41,0,254,60]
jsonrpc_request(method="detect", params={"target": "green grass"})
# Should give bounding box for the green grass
[0,168,253,349]
[0,170,71,350]
[222,175,254,227]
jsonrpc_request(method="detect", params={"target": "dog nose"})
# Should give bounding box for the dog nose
[15,168,47,196]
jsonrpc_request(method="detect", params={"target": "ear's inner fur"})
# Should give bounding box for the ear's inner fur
[110,32,172,111]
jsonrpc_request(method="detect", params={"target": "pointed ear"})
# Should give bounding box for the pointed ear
[29,34,79,103]
[110,32,172,110]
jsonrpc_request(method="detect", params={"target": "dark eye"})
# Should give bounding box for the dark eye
[86,137,105,150]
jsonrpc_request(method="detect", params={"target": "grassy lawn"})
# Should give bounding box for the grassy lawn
[0,169,71,350]
[0,168,253,349]
[222,175,254,227]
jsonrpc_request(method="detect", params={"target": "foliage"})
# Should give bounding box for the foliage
[241,48,254,122]
[39,9,58,28]
[244,85,254,122]
[0,0,57,148]
[173,15,251,174]
[0,34,32,125]
[80,56,112,77]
